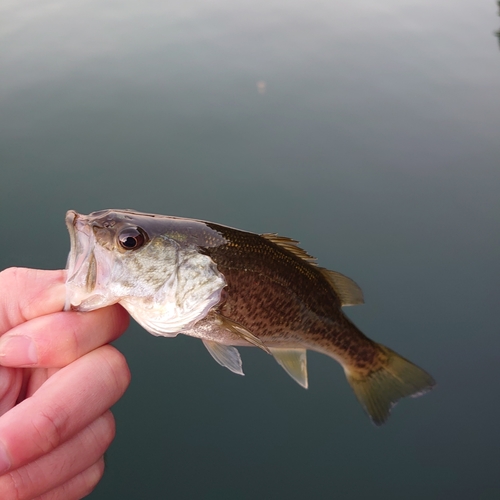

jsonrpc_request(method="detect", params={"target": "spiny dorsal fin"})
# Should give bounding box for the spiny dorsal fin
[269,347,308,389]
[319,268,364,306]
[261,233,363,306]
[202,339,244,376]
[261,233,317,264]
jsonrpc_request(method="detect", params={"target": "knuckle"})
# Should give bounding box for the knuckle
[0,267,26,283]
[30,407,66,454]
[66,321,82,362]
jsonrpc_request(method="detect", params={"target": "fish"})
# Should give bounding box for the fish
[64,209,435,425]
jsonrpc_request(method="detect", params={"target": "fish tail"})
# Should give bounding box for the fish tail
[345,344,435,425]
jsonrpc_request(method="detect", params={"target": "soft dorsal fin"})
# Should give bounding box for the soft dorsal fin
[261,233,317,264]
[269,347,308,389]
[202,339,244,376]
[319,268,364,306]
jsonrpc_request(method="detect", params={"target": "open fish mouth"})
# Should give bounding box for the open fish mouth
[64,210,99,311]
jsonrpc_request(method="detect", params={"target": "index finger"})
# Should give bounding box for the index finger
[0,268,66,335]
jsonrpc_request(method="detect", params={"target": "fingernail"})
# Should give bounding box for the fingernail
[0,441,11,474]
[0,336,38,366]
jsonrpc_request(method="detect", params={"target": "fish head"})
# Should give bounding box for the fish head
[65,209,180,312]
[64,209,227,335]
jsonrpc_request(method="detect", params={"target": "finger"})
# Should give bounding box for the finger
[25,368,51,399]
[0,368,22,417]
[0,304,129,367]
[0,268,66,335]
[35,459,105,500]
[0,412,114,500]
[0,345,130,475]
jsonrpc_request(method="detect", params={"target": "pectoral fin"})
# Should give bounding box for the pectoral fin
[216,315,271,354]
[269,347,308,389]
[202,339,244,376]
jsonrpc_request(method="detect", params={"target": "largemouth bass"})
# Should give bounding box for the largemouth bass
[65,209,435,425]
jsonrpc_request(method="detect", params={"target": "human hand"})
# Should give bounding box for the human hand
[0,268,130,500]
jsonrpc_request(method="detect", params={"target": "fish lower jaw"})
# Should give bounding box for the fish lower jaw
[64,288,113,312]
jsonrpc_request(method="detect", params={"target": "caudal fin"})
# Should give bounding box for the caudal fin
[345,344,435,426]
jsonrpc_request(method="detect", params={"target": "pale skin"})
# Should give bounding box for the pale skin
[0,268,131,500]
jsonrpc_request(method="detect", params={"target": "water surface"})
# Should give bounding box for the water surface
[1,1,500,498]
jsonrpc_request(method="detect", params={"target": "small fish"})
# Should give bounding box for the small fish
[65,209,435,425]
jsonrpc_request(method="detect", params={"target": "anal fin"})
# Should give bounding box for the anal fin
[269,347,308,389]
[202,339,244,376]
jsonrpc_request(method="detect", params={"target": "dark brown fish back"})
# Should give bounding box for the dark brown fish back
[198,223,375,359]
[203,223,341,311]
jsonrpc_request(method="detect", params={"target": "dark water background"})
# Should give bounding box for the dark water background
[2,1,500,498]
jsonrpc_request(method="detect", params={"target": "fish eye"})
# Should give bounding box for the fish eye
[118,227,146,250]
